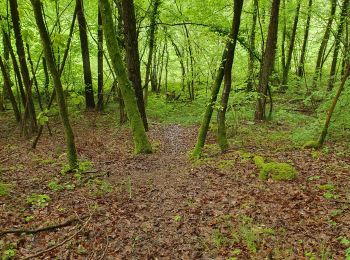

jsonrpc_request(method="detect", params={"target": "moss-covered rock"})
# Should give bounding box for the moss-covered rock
[254,156,297,181]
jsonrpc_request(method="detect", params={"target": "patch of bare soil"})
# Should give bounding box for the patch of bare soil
[0,112,349,259]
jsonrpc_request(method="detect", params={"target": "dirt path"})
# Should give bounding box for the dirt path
[0,113,349,259]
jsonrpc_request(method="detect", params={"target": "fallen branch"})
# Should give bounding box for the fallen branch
[0,214,88,236]
[22,215,92,260]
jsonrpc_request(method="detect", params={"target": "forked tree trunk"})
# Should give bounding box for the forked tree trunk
[143,0,160,105]
[297,0,313,77]
[9,0,37,133]
[312,0,337,88]
[76,0,95,109]
[99,0,152,154]
[192,47,228,158]
[255,0,281,121]
[281,1,300,87]
[31,0,78,169]
[121,0,149,131]
[327,0,349,91]
[217,0,244,151]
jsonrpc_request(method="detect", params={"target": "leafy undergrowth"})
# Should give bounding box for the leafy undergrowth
[0,111,350,259]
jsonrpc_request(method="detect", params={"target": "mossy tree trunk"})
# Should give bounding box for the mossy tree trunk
[31,0,78,169]
[255,0,281,121]
[121,0,149,131]
[99,0,152,154]
[217,0,244,151]
[317,65,350,148]
[191,47,228,158]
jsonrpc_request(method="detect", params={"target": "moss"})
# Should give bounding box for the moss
[0,182,11,196]
[253,156,265,168]
[303,140,319,149]
[254,156,297,181]
[259,162,297,181]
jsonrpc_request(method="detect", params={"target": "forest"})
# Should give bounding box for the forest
[0,0,350,258]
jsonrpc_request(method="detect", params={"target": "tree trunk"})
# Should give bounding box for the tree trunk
[281,1,301,87]
[76,0,95,109]
[121,0,149,131]
[192,47,228,157]
[217,0,244,151]
[9,0,37,133]
[255,0,281,121]
[318,65,350,148]
[297,0,313,78]
[247,0,258,92]
[0,56,21,122]
[327,0,349,91]
[97,6,104,111]
[143,0,160,104]
[99,0,152,154]
[312,0,337,88]
[31,0,78,169]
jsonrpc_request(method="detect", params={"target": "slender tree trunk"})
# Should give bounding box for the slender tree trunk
[31,0,78,169]
[327,0,349,91]
[313,0,337,88]
[192,47,228,157]
[0,56,21,122]
[99,0,152,154]
[9,0,37,133]
[121,0,149,131]
[297,0,313,77]
[318,65,350,148]
[97,6,104,111]
[3,31,27,110]
[184,24,195,100]
[143,0,160,104]
[247,0,258,92]
[76,0,95,109]
[169,36,185,91]
[255,0,281,121]
[42,57,50,102]
[281,1,301,87]
[217,0,244,151]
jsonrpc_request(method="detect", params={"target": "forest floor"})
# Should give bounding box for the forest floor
[0,110,350,259]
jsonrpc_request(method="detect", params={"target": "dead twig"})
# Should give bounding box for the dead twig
[22,215,92,260]
[0,214,88,236]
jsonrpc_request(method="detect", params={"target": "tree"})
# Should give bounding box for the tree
[121,0,149,131]
[99,0,152,154]
[143,0,161,104]
[9,0,38,133]
[246,0,258,92]
[217,0,244,151]
[316,65,350,148]
[97,6,104,111]
[0,56,21,122]
[327,0,349,91]
[31,0,78,169]
[281,1,301,88]
[255,0,281,121]
[76,0,95,109]
[312,0,337,88]
[297,0,313,78]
